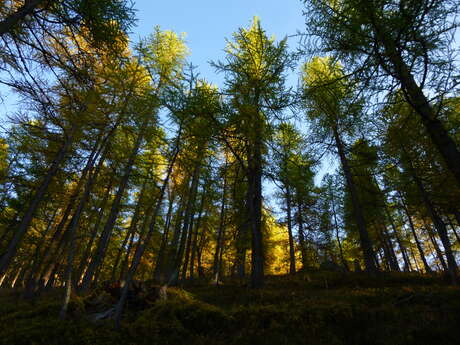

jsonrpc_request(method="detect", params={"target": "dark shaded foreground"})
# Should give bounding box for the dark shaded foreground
[1,272,459,345]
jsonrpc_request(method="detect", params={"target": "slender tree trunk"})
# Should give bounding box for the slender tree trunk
[181,211,196,283]
[398,196,432,273]
[81,119,149,291]
[285,185,296,274]
[381,225,400,271]
[405,156,458,283]
[153,190,175,282]
[0,129,75,275]
[23,209,58,296]
[172,159,202,284]
[425,225,448,272]
[330,192,349,271]
[297,201,308,269]
[114,143,180,328]
[332,126,377,273]
[111,180,147,281]
[75,175,114,283]
[30,134,104,290]
[59,201,78,320]
[213,168,227,283]
[189,192,205,281]
[370,17,460,187]
[247,126,264,288]
[163,199,186,283]
[385,205,411,271]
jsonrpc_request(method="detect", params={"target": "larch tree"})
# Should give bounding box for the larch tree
[302,0,460,187]
[213,17,293,288]
[302,56,378,273]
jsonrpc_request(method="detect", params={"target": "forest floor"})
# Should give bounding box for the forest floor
[1,271,459,345]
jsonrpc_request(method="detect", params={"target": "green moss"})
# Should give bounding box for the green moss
[0,273,459,345]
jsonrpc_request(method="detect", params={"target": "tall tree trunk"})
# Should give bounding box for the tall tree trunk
[76,175,114,283]
[80,118,149,291]
[189,192,205,281]
[153,190,175,282]
[213,170,227,284]
[172,159,202,284]
[23,208,58,296]
[385,205,411,271]
[405,156,458,284]
[330,192,349,271]
[297,200,308,269]
[163,198,186,283]
[0,129,75,275]
[28,133,103,290]
[381,225,400,271]
[398,195,432,273]
[285,185,296,274]
[181,211,196,283]
[370,16,460,187]
[247,127,264,288]
[111,180,147,281]
[425,224,448,272]
[114,142,180,328]
[59,201,78,320]
[332,126,377,273]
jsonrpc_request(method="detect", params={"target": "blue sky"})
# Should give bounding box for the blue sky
[130,0,307,87]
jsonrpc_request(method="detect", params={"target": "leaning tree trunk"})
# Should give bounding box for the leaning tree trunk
[404,155,458,284]
[368,13,460,188]
[80,118,149,291]
[0,128,75,276]
[59,199,78,320]
[332,126,377,273]
[384,205,411,271]
[111,179,148,281]
[424,224,448,272]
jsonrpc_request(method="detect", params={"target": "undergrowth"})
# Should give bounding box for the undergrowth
[0,272,459,345]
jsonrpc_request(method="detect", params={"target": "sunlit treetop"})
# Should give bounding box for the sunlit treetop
[138,26,189,88]
[216,16,291,102]
[301,56,363,137]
